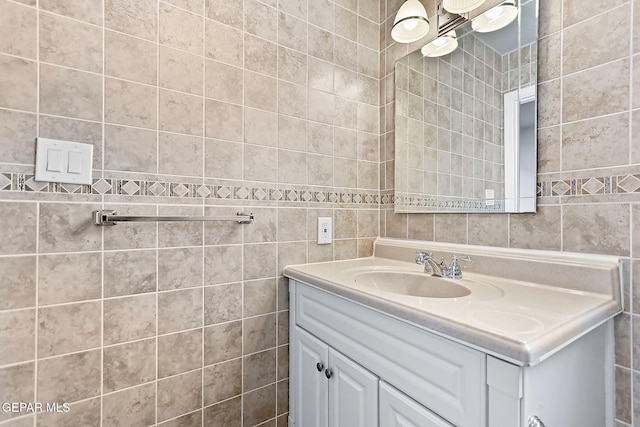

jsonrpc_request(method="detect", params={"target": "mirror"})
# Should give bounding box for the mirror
[394,0,538,213]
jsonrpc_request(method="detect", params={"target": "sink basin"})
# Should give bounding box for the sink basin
[352,271,471,298]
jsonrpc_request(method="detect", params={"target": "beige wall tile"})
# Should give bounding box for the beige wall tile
[0,310,35,365]
[204,358,242,406]
[204,320,242,365]
[0,201,36,255]
[158,329,202,378]
[277,241,307,274]
[158,247,204,291]
[244,243,277,280]
[536,78,561,128]
[334,157,357,187]
[509,206,562,251]
[245,0,277,42]
[243,313,276,354]
[158,288,203,334]
[204,246,243,286]
[158,132,203,176]
[616,366,632,423]
[103,294,156,346]
[563,0,627,28]
[40,0,102,25]
[0,1,36,59]
[39,12,102,73]
[279,11,307,53]
[335,5,357,42]
[0,109,36,165]
[308,58,334,93]
[562,113,629,170]
[335,239,357,260]
[206,0,243,28]
[165,0,204,15]
[633,205,640,258]
[243,348,276,392]
[37,350,101,402]
[0,256,36,310]
[562,59,629,123]
[105,78,157,129]
[243,383,276,426]
[38,253,101,305]
[245,71,278,112]
[205,138,243,179]
[158,410,202,427]
[280,0,307,19]
[245,34,277,77]
[159,90,203,136]
[103,205,157,250]
[205,99,243,141]
[308,26,333,62]
[309,122,333,154]
[206,59,243,104]
[104,338,156,392]
[0,363,34,423]
[244,278,277,317]
[562,5,630,75]
[105,0,157,40]
[278,47,307,86]
[205,20,243,67]
[468,214,508,247]
[160,46,204,95]
[244,144,278,182]
[245,207,277,243]
[245,108,278,146]
[278,149,307,184]
[277,379,289,415]
[102,383,156,427]
[160,3,203,55]
[204,206,244,245]
[278,208,307,241]
[38,301,101,357]
[203,396,241,427]
[157,370,202,422]
[104,249,156,298]
[104,124,157,173]
[278,81,307,118]
[308,153,333,186]
[0,55,36,112]
[309,0,334,31]
[563,204,630,256]
[105,30,157,85]
[277,345,288,381]
[39,203,101,253]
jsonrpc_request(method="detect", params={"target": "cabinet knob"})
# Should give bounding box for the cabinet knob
[325,369,333,379]
[316,362,324,372]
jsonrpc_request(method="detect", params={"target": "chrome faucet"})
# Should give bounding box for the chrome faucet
[415,252,471,279]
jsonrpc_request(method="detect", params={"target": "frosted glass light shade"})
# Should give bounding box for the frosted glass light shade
[421,30,458,57]
[442,0,486,14]
[391,0,430,43]
[472,0,518,33]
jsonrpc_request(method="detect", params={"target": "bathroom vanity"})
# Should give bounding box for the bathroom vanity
[284,239,622,427]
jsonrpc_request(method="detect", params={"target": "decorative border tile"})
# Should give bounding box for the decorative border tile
[537,175,640,197]
[0,173,381,206]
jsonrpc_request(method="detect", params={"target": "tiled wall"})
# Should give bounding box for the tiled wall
[0,0,382,426]
[381,0,640,425]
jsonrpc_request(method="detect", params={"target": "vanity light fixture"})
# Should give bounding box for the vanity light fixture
[442,0,486,14]
[391,0,430,43]
[471,0,518,33]
[421,30,458,57]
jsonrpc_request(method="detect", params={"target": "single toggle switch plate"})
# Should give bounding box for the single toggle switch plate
[35,138,93,185]
[317,217,332,244]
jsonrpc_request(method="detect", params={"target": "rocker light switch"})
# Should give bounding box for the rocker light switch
[68,151,83,174]
[46,149,63,172]
[35,138,93,185]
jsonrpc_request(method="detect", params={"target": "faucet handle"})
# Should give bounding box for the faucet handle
[450,255,471,279]
[415,251,431,265]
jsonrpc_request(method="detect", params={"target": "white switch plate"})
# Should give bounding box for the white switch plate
[485,189,495,206]
[317,217,332,244]
[35,138,93,185]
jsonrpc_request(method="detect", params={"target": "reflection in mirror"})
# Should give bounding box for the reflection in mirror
[394,0,538,213]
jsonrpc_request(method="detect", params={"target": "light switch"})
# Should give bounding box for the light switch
[46,149,64,172]
[68,151,83,174]
[35,138,93,185]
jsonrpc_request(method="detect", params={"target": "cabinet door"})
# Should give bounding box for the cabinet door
[380,381,454,427]
[295,327,329,427]
[328,348,378,427]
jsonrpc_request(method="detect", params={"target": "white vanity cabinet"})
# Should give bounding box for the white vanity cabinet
[289,278,615,427]
[295,326,378,427]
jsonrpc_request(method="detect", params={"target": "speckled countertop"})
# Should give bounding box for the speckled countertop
[284,238,623,366]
